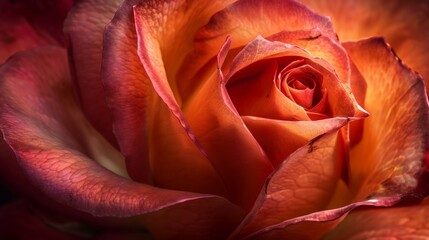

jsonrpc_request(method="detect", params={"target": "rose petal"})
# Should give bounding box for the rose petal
[227,36,367,119]
[64,0,122,147]
[343,38,429,200]
[269,28,350,84]
[104,1,226,194]
[183,39,274,210]
[3,0,73,44]
[0,1,52,63]
[325,198,429,240]
[230,129,406,239]
[102,0,233,184]
[235,197,402,240]
[243,116,349,166]
[0,47,244,239]
[179,0,337,98]
[227,60,310,121]
[299,0,429,92]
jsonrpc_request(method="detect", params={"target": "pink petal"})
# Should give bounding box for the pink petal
[64,0,122,147]
[343,38,429,200]
[0,47,244,239]
[183,39,274,210]
[101,0,152,182]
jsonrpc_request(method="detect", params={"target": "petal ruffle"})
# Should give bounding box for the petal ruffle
[64,0,122,147]
[0,47,244,240]
[343,38,429,200]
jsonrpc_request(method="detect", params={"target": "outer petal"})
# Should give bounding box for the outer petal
[103,0,227,195]
[0,47,244,240]
[64,0,122,147]
[325,198,429,240]
[299,0,429,94]
[343,38,429,200]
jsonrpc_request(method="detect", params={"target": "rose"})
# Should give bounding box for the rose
[0,0,428,239]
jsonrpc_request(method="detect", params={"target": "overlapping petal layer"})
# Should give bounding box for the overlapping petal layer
[184,39,274,209]
[180,0,338,99]
[0,46,245,240]
[64,0,122,147]
[344,38,429,200]
[325,198,429,240]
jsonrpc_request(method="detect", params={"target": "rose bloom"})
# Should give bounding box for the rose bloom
[0,0,428,239]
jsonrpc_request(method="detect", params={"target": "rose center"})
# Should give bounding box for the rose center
[277,60,325,111]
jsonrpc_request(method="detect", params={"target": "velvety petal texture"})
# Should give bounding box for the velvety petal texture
[0,46,245,240]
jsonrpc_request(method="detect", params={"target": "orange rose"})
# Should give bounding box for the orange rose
[0,0,428,239]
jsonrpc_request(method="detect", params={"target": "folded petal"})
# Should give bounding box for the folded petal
[183,39,274,210]
[343,38,429,200]
[268,28,350,84]
[64,0,122,147]
[133,0,235,101]
[226,36,366,119]
[243,116,349,166]
[299,0,429,93]
[325,198,429,240]
[0,47,244,240]
[233,197,401,240]
[103,0,226,193]
[232,129,344,239]
[180,0,337,98]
